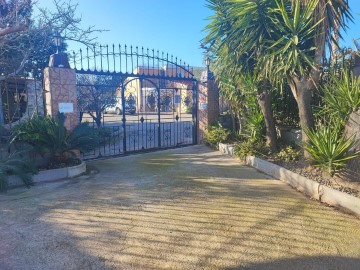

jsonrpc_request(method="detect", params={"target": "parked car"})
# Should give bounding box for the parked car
[104,99,136,115]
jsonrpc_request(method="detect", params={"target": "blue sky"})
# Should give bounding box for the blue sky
[35,0,360,67]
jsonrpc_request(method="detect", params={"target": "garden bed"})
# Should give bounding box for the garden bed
[274,159,360,198]
[218,143,360,217]
[7,162,86,188]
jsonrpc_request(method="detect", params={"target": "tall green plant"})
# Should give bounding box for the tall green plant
[244,110,264,143]
[303,125,360,176]
[241,90,265,143]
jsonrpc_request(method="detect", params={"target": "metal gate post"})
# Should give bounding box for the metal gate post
[192,80,198,144]
[121,81,127,153]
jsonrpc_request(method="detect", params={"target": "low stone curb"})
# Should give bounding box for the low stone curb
[7,162,87,188]
[218,143,360,217]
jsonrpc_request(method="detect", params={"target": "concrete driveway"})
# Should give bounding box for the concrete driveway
[0,145,359,270]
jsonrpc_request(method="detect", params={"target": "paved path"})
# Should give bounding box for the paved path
[0,146,360,270]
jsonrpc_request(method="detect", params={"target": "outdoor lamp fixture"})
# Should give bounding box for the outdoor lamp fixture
[205,55,214,80]
[53,30,62,54]
[49,30,70,68]
[205,56,210,72]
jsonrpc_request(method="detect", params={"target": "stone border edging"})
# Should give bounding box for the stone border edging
[7,162,86,188]
[218,143,360,217]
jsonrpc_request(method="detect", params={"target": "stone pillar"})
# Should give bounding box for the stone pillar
[197,74,219,144]
[43,67,79,131]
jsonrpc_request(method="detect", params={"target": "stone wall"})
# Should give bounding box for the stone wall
[343,60,360,181]
[344,110,360,181]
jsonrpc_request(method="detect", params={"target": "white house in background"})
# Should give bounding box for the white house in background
[117,64,194,113]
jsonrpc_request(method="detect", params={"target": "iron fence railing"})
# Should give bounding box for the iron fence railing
[71,44,195,80]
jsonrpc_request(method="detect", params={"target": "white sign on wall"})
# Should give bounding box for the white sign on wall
[59,103,74,113]
[199,103,207,110]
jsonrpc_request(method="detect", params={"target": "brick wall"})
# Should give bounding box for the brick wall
[43,67,79,131]
[197,77,219,144]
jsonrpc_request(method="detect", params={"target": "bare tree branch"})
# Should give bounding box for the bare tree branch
[0,23,28,37]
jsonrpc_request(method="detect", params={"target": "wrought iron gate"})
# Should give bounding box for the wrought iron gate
[72,45,197,159]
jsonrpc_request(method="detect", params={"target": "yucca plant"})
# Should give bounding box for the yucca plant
[320,71,360,124]
[303,125,360,176]
[16,113,100,167]
[243,111,264,143]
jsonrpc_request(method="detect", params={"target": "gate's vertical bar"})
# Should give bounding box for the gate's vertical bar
[192,80,198,144]
[100,45,103,71]
[122,79,127,153]
[93,45,97,70]
[157,84,161,148]
[86,47,90,70]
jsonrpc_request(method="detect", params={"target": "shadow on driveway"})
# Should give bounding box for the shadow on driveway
[0,145,359,269]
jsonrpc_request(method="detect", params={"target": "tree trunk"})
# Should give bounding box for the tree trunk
[0,93,4,125]
[331,21,340,64]
[257,90,277,151]
[230,109,236,132]
[95,112,102,128]
[237,112,242,135]
[287,76,315,158]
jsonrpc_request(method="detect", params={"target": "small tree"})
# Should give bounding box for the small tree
[77,74,123,127]
[203,0,278,151]
[0,0,104,124]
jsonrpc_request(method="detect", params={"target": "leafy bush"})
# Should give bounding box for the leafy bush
[97,126,113,144]
[303,126,360,176]
[203,122,230,148]
[243,109,264,143]
[276,145,301,162]
[234,140,264,161]
[0,134,36,192]
[272,86,300,128]
[16,113,100,167]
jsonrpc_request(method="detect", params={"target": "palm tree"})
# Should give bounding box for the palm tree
[204,0,352,156]
[204,0,278,151]
[276,0,352,149]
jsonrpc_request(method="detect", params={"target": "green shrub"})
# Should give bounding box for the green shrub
[95,126,112,144]
[303,126,360,176]
[16,113,100,167]
[0,134,36,192]
[276,145,301,162]
[234,140,264,161]
[203,122,230,148]
[243,110,264,143]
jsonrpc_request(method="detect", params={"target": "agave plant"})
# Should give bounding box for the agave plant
[303,125,360,176]
[16,113,99,166]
